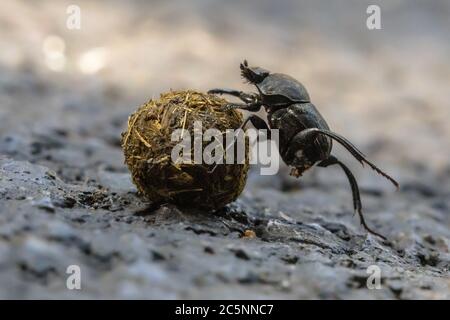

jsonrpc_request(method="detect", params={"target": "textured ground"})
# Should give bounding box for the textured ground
[0,0,449,299]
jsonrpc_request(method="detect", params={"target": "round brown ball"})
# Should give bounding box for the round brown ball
[121,90,249,210]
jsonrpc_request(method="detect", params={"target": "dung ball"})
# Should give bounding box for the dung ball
[121,90,249,210]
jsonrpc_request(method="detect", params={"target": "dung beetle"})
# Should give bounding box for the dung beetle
[209,60,399,240]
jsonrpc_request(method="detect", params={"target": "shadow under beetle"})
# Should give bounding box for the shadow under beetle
[209,60,399,240]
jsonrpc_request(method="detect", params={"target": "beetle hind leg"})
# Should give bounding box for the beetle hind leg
[318,155,387,240]
[208,88,258,104]
[291,128,399,189]
[208,88,262,112]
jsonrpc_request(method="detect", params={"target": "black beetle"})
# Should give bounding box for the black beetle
[209,60,399,240]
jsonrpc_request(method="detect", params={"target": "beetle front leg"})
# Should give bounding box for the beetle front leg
[239,115,271,140]
[318,155,387,240]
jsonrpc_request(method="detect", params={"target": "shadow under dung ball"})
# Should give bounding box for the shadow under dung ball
[121,90,249,210]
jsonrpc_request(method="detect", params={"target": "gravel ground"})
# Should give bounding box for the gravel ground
[0,0,449,299]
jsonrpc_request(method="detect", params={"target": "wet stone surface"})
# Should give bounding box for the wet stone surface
[0,118,449,298]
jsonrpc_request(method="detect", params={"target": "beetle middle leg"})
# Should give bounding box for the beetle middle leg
[239,115,271,141]
[208,115,271,173]
[318,155,387,240]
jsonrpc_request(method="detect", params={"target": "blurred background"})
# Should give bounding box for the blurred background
[0,0,449,299]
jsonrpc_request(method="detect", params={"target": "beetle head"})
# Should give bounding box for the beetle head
[290,150,315,177]
[240,60,269,84]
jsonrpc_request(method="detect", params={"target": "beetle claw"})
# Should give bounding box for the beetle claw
[357,208,387,240]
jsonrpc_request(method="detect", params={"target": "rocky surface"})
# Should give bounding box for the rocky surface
[0,0,449,299]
